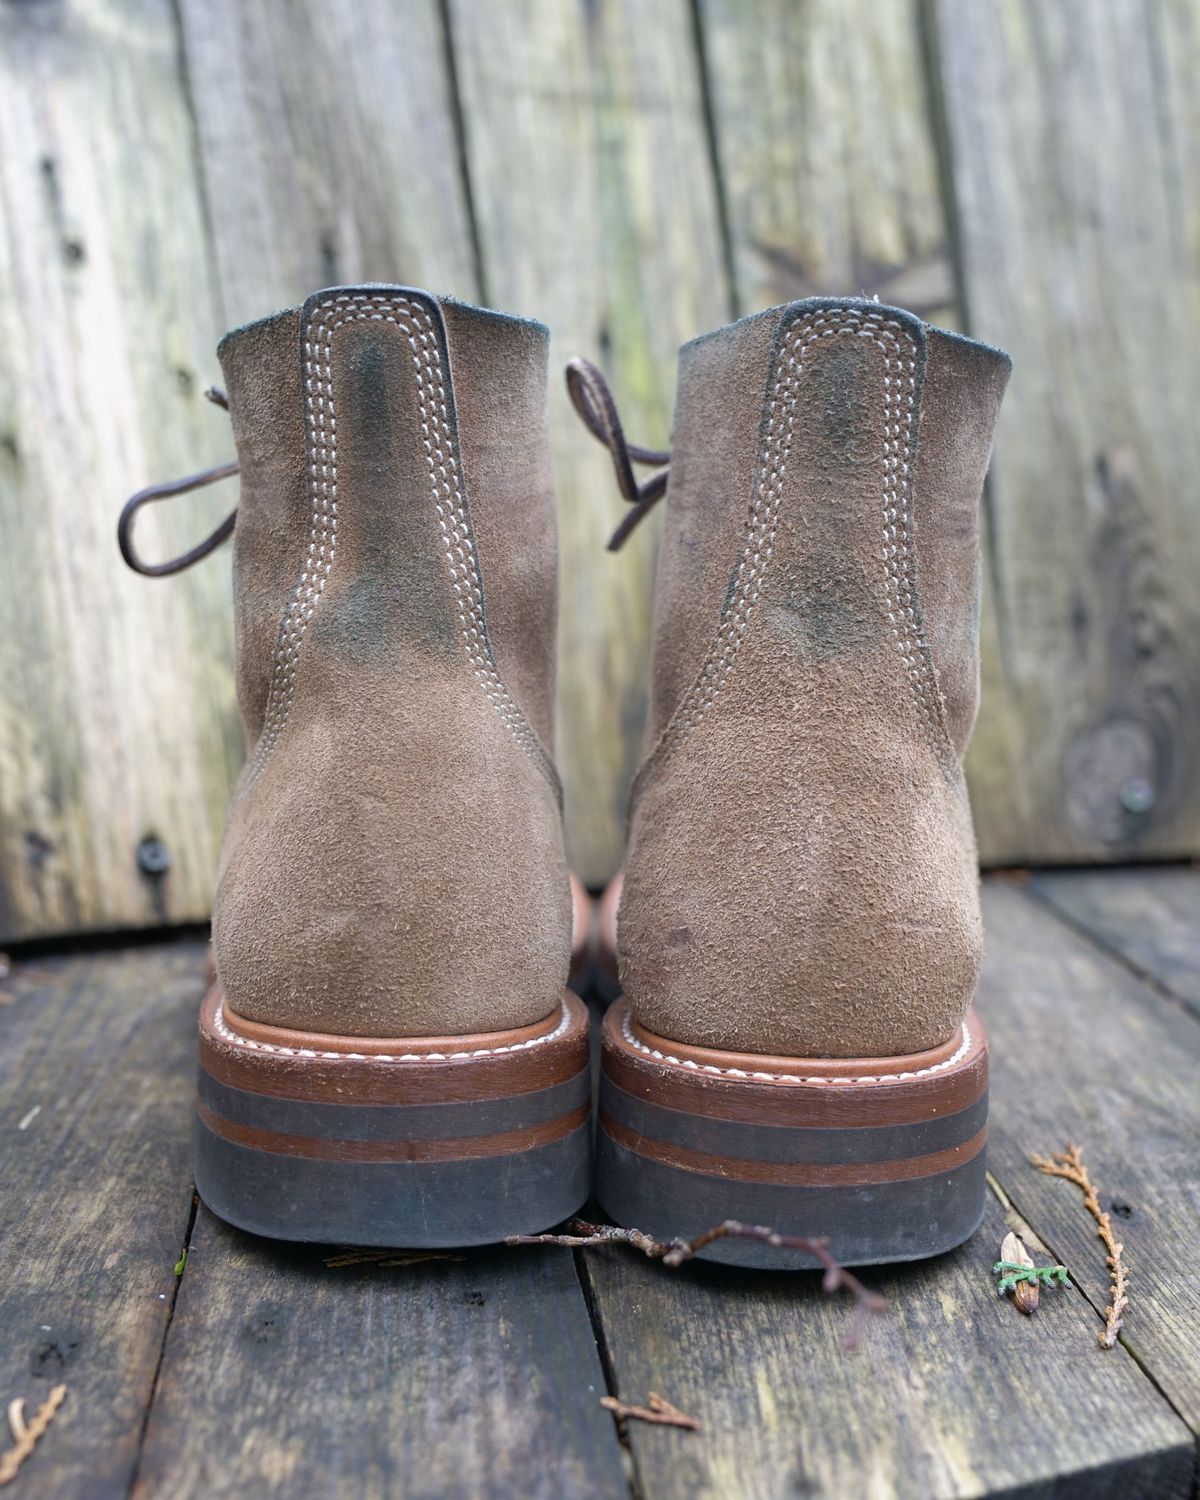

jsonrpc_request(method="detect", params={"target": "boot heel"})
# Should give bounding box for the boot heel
[596,1000,987,1268]
[196,987,591,1247]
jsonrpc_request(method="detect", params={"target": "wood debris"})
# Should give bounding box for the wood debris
[507,1217,888,1349]
[322,1248,465,1269]
[0,1386,67,1487]
[1000,1231,1040,1314]
[1030,1143,1130,1349]
[601,1391,699,1431]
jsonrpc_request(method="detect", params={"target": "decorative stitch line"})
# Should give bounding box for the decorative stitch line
[245,291,548,785]
[640,306,952,784]
[621,1008,973,1086]
[210,996,572,1062]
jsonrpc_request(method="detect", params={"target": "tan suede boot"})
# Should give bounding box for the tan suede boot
[572,298,1010,1266]
[121,286,589,1245]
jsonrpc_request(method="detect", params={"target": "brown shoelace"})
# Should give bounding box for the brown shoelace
[117,387,239,576]
[123,362,671,570]
[564,357,670,550]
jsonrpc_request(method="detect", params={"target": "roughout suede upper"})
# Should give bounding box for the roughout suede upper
[619,298,1011,1059]
[212,287,571,1038]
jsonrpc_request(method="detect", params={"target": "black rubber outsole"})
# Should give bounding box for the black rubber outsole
[195,986,592,1248]
[595,1000,989,1269]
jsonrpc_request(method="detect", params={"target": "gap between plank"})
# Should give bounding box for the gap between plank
[687,0,740,323]
[437,0,491,308]
[573,1247,642,1500]
[1024,881,1200,1024]
[987,1163,1196,1440]
[126,1189,201,1498]
[989,885,1200,1437]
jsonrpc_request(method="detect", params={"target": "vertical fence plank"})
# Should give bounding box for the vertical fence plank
[934,0,1200,861]
[0,0,240,939]
[449,0,733,884]
[176,0,478,327]
[698,0,956,324]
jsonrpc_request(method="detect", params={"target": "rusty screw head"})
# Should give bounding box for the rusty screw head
[1119,777,1155,815]
[137,837,171,877]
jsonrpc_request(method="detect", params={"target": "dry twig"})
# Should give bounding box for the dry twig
[1030,1143,1129,1348]
[506,1218,888,1348]
[0,1385,67,1486]
[601,1392,700,1431]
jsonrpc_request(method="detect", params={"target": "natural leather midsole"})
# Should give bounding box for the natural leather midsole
[601,1000,988,1131]
[199,1098,590,1163]
[599,1111,986,1186]
[601,1075,988,1164]
[198,985,590,1106]
[219,997,565,1055]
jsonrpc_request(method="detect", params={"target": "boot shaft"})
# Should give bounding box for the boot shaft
[620,298,1010,1059]
[212,287,571,1039]
[218,289,560,765]
[641,299,1010,774]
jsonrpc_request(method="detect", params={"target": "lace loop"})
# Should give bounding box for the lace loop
[564,357,670,550]
[117,387,238,577]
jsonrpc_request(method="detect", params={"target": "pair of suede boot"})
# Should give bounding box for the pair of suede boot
[121,285,1009,1268]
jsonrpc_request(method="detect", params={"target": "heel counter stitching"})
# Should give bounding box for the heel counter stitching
[245,290,555,790]
[633,306,954,800]
[621,1008,972,1085]
[210,995,572,1061]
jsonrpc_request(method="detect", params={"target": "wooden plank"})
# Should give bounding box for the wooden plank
[934,0,1200,863]
[581,1198,1190,1499]
[176,0,477,329]
[697,0,957,325]
[449,0,733,885]
[1030,866,1200,1018]
[0,0,242,940]
[581,879,1200,1498]
[980,881,1200,1436]
[135,1211,628,1500]
[0,940,202,1496]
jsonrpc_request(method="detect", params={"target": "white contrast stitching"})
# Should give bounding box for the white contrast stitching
[246,291,548,785]
[621,1008,973,1085]
[210,997,572,1062]
[644,305,951,779]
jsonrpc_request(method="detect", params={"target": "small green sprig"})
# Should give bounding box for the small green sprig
[993,1260,1070,1296]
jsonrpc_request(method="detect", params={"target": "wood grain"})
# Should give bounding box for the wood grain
[0,940,202,1496]
[1031,865,1200,1018]
[0,0,242,940]
[4,874,1200,1497]
[935,0,1200,863]
[176,0,478,329]
[582,1193,1190,1499]
[582,873,1200,1498]
[135,1211,627,1500]
[980,879,1200,1433]
[698,0,957,325]
[449,0,733,884]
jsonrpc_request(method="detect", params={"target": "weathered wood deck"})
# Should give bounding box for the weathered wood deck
[2,867,1198,1498]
